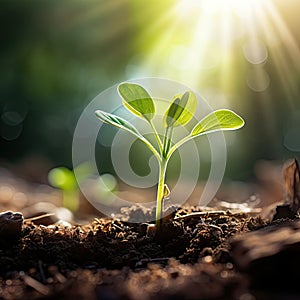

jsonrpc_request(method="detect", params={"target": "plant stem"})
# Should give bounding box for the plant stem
[150,120,163,154]
[166,126,174,155]
[141,136,162,162]
[155,159,168,229]
[162,127,169,157]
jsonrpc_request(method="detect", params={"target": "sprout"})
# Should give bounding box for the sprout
[48,167,79,212]
[48,163,93,212]
[95,83,245,228]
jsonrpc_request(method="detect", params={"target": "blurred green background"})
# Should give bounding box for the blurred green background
[1,0,300,182]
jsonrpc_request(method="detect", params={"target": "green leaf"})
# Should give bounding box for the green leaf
[95,110,161,160]
[95,110,143,139]
[164,91,197,127]
[48,167,76,190]
[118,83,155,121]
[191,109,245,137]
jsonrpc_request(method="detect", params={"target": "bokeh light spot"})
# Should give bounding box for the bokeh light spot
[2,111,24,126]
[246,68,270,92]
[243,39,268,64]
[284,114,300,152]
[99,173,117,192]
[1,123,23,141]
[284,127,300,152]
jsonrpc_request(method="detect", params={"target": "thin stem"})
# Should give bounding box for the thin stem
[140,136,162,163]
[150,120,163,154]
[155,159,168,229]
[162,127,169,157]
[166,126,174,155]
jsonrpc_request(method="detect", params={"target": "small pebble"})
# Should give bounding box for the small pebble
[146,224,156,237]
[0,211,23,239]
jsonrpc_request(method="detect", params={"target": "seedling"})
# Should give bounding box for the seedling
[48,163,93,212]
[48,167,79,212]
[95,83,244,228]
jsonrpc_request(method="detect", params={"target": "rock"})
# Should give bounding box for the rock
[231,219,300,292]
[0,211,23,239]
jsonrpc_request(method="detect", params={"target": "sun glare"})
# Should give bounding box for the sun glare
[129,0,300,118]
[177,0,261,15]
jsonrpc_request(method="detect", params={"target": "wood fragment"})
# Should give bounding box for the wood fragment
[21,274,50,296]
[270,159,300,221]
[54,271,67,284]
[112,223,124,232]
[174,210,226,221]
[283,158,300,213]
[24,213,55,223]
[262,159,300,221]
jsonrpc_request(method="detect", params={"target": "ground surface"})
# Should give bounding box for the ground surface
[1,161,300,300]
[1,205,298,300]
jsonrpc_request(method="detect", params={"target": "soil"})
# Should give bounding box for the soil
[1,159,300,300]
[0,204,297,300]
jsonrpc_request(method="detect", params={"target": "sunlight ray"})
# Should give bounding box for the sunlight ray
[255,1,299,109]
[264,1,300,67]
[129,0,299,120]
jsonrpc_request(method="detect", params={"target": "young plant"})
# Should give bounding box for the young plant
[48,167,79,212]
[95,83,244,228]
[48,163,92,212]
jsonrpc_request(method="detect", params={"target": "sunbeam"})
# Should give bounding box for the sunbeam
[130,0,299,107]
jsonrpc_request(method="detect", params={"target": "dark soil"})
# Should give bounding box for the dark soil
[2,159,300,299]
[1,204,294,300]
